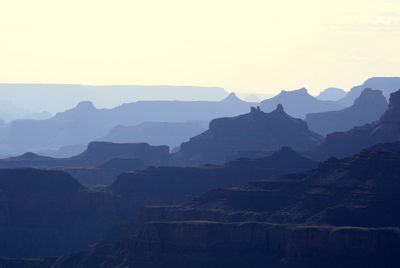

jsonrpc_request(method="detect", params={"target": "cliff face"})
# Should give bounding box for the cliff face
[50,222,400,268]
[306,89,388,136]
[311,89,400,160]
[127,222,400,268]
[0,169,124,258]
[177,105,322,165]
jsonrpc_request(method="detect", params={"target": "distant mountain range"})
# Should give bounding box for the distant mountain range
[0,84,229,114]
[306,88,388,136]
[260,88,343,118]
[1,79,400,267]
[338,77,400,106]
[0,99,51,122]
[0,93,256,156]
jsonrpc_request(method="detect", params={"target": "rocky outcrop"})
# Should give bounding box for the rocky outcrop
[0,142,170,185]
[176,105,322,165]
[310,89,400,160]
[100,121,208,149]
[306,88,388,136]
[0,142,169,168]
[68,141,169,166]
[260,88,343,118]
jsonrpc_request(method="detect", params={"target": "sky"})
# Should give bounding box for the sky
[0,0,399,95]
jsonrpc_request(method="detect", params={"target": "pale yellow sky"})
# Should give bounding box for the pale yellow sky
[0,0,399,94]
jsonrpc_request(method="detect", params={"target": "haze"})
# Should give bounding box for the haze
[0,0,399,95]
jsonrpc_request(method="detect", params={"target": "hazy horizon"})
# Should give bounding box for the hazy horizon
[0,0,399,95]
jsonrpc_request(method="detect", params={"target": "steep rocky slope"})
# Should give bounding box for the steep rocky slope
[310,89,400,160]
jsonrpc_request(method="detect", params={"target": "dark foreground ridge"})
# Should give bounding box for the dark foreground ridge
[8,141,400,267]
[111,146,318,208]
[0,147,317,259]
[0,169,124,258]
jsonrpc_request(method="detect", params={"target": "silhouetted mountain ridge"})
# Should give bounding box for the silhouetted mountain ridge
[0,96,257,156]
[260,88,343,118]
[177,105,322,165]
[339,77,400,106]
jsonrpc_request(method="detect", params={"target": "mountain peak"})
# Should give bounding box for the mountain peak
[281,88,309,95]
[20,152,40,158]
[275,104,284,112]
[75,101,96,110]
[353,88,387,107]
[317,87,346,101]
[221,92,242,103]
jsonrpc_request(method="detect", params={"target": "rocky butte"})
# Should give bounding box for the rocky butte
[176,105,322,165]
